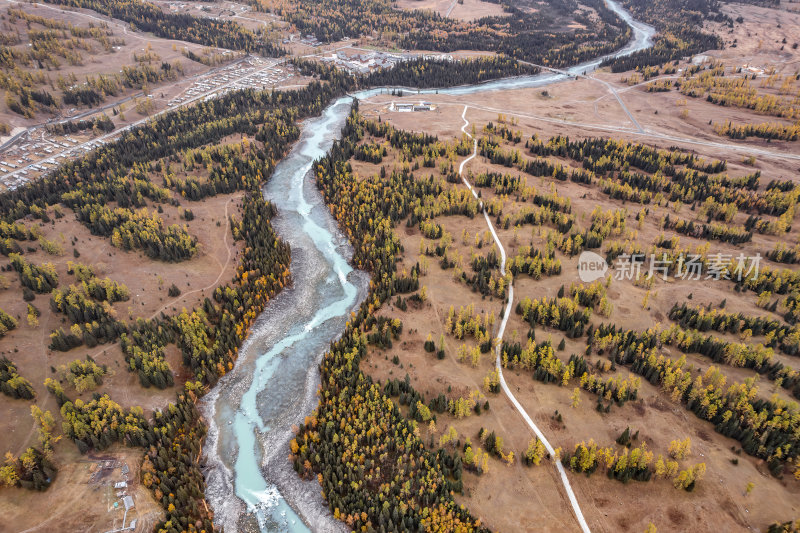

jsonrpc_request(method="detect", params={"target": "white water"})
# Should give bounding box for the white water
[202,1,656,531]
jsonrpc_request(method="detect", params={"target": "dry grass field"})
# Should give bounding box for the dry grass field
[1,0,799,531]
[0,132,258,530]
[0,446,164,532]
[394,0,507,21]
[351,37,800,527]
[0,0,228,131]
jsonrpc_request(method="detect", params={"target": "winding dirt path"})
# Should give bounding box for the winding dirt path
[147,194,239,320]
[458,104,592,533]
[79,194,239,371]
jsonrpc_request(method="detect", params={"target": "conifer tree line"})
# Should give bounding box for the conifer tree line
[661,214,752,244]
[591,324,799,477]
[9,253,59,293]
[669,303,800,356]
[473,130,800,248]
[48,272,131,351]
[292,103,489,532]
[484,130,793,216]
[677,67,800,121]
[1,445,58,491]
[42,0,284,56]
[279,0,630,67]
[0,307,18,338]
[713,121,800,142]
[0,73,357,531]
[657,323,800,398]
[768,242,800,265]
[6,62,181,116]
[362,56,539,89]
[57,357,108,392]
[47,115,116,135]
[599,0,750,72]
[294,56,538,93]
[559,435,710,490]
[767,518,800,533]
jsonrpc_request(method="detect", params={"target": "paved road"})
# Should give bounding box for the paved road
[436,99,800,162]
[521,60,645,133]
[506,64,800,161]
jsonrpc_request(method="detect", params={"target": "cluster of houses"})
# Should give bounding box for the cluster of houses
[740,63,766,76]
[283,34,322,47]
[390,101,436,112]
[168,58,291,108]
[112,464,138,532]
[321,51,400,74]
[321,51,454,75]
[688,55,765,76]
[0,56,296,191]
[0,134,98,190]
[91,461,138,532]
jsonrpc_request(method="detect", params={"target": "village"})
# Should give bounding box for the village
[0,134,89,190]
[320,49,453,74]
[167,56,295,107]
[0,57,297,191]
[0,45,461,190]
[93,459,139,533]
